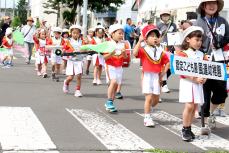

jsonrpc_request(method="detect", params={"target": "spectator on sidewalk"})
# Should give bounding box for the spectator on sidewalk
[21,17,36,64]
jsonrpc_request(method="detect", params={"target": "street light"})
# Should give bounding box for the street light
[82,0,88,36]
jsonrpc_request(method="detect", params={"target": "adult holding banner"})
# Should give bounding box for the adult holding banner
[21,17,36,64]
[195,0,229,123]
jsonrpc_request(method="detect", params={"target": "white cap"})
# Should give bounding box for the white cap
[88,27,95,32]
[69,25,82,32]
[95,25,105,30]
[108,24,124,35]
[182,26,204,43]
[160,10,171,16]
[62,28,69,33]
[52,27,62,33]
[5,28,13,36]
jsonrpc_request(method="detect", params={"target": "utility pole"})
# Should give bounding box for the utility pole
[13,0,15,17]
[4,0,6,16]
[82,0,88,36]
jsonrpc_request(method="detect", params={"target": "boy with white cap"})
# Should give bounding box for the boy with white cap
[1,28,14,67]
[133,25,169,127]
[47,27,65,81]
[195,0,229,125]
[103,24,128,112]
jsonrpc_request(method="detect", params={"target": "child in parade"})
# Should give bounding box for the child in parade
[33,28,49,78]
[104,24,128,112]
[47,27,65,82]
[195,0,229,127]
[1,28,14,67]
[133,25,170,127]
[62,25,85,97]
[62,28,70,74]
[85,28,95,75]
[91,25,106,85]
[178,26,206,141]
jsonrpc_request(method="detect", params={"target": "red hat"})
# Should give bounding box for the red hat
[141,25,160,39]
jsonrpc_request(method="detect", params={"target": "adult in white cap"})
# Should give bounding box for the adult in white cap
[194,0,229,124]
[21,16,36,64]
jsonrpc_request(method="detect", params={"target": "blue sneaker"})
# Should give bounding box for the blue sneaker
[105,100,115,110]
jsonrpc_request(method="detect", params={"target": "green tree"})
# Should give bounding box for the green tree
[11,16,21,28]
[44,0,124,25]
[43,0,62,26]
[16,0,28,25]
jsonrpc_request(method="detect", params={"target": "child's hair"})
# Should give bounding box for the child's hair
[38,29,46,39]
[181,30,203,50]
[147,30,160,39]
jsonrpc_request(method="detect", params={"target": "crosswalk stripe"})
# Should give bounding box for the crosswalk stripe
[66,108,153,152]
[136,110,229,151]
[0,107,59,152]
[215,116,229,126]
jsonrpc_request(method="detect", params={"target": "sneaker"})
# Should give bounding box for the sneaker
[97,79,102,85]
[115,92,123,99]
[74,90,83,97]
[159,98,162,103]
[93,79,97,85]
[86,70,89,75]
[144,116,155,127]
[208,114,216,129]
[195,111,201,119]
[181,127,193,141]
[212,108,220,116]
[43,73,48,78]
[188,127,195,139]
[161,85,170,93]
[219,109,227,117]
[62,80,69,93]
[37,71,42,76]
[105,100,115,110]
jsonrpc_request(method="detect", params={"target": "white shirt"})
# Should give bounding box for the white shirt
[21,24,36,43]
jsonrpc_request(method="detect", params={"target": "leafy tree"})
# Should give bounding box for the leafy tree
[11,16,21,28]
[35,18,41,28]
[16,0,28,25]
[88,0,124,12]
[43,0,62,26]
[44,0,124,25]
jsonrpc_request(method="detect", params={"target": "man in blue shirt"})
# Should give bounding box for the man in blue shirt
[124,18,134,48]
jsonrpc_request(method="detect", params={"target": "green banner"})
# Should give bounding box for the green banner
[80,41,116,53]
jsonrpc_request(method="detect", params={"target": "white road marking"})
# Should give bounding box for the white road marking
[66,108,153,153]
[0,107,59,152]
[136,110,229,151]
[215,116,229,126]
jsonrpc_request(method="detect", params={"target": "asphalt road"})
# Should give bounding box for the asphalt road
[0,53,229,153]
